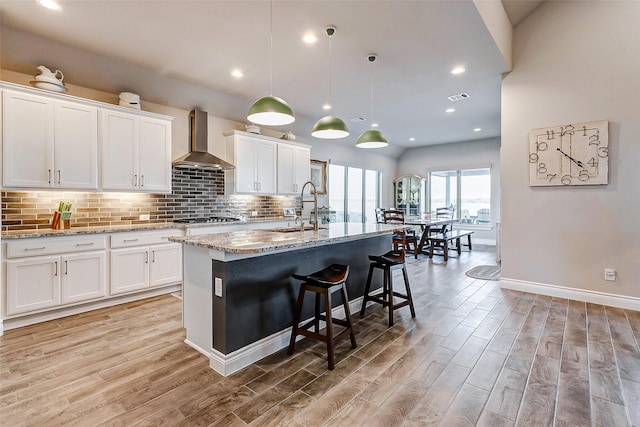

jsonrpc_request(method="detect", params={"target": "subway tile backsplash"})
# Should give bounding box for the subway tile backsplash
[1,167,299,231]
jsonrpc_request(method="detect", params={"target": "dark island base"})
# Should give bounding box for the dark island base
[212,235,390,354]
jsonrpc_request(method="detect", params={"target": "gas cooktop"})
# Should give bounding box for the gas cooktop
[173,216,241,224]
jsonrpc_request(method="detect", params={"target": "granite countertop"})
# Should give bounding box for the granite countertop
[0,217,294,239]
[169,222,402,254]
[0,222,181,239]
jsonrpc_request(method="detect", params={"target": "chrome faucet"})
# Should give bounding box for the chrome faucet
[294,215,304,232]
[300,181,318,232]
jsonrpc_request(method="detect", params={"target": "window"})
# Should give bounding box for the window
[428,167,491,224]
[329,164,381,223]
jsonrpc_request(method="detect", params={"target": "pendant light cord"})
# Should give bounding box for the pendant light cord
[269,0,273,96]
[369,57,374,128]
[328,32,333,111]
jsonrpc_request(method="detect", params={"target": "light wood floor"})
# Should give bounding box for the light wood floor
[2,246,639,426]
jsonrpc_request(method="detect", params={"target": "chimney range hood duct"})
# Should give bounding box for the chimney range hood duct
[172,109,235,170]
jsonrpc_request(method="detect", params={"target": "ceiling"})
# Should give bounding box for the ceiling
[0,1,543,155]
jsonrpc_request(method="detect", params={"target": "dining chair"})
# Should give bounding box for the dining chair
[476,208,491,223]
[435,206,454,219]
[384,209,419,259]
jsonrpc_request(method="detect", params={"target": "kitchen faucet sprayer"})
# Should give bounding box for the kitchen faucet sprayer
[300,181,319,232]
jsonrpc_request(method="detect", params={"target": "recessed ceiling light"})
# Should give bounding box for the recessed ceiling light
[231,69,243,78]
[37,0,61,10]
[451,66,466,75]
[474,128,482,132]
[409,137,415,141]
[303,33,318,44]
[322,103,331,110]
[371,123,379,128]
[446,108,455,113]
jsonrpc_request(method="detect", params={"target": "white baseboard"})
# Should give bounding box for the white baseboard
[500,278,640,311]
[191,296,366,376]
[1,284,180,333]
[473,238,496,246]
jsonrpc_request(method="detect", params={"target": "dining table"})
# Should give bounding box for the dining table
[404,217,460,254]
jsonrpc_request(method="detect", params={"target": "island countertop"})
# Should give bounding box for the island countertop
[169,222,401,254]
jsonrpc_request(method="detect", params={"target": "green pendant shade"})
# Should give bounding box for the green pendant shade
[247,96,295,126]
[311,115,350,139]
[356,129,388,148]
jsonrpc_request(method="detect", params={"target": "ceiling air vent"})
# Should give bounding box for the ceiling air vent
[448,92,470,102]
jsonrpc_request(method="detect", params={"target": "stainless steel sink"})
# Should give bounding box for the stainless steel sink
[270,226,326,233]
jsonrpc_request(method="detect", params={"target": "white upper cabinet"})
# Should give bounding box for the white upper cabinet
[138,116,172,192]
[2,89,98,189]
[1,82,172,192]
[224,130,311,196]
[277,142,310,195]
[225,131,277,194]
[100,109,172,193]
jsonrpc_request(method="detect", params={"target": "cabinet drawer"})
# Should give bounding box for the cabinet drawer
[110,229,182,248]
[5,235,106,258]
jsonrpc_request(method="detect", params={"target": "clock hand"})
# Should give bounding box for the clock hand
[556,148,587,169]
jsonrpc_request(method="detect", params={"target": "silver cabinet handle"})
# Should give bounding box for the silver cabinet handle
[134,174,138,187]
[75,242,95,246]
[48,169,52,184]
[140,175,145,187]
[145,251,149,264]
[25,246,46,251]
[57,170,61,184]
[54,261,58,276]
[152,250,156,262]
[64,260,68,275]
[123,238,139,242]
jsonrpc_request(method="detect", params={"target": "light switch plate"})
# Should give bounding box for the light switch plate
[214,277,223,297]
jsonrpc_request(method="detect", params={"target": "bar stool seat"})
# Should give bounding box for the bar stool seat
[360,250,416,326]
[288,264,356,370]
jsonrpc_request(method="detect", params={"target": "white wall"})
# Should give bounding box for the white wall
[501,1,640,305]
[398,137,501,243]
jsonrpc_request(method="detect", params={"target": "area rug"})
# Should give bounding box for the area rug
[465,265,501,280]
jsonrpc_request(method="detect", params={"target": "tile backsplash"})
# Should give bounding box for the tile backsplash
[1,167,299,231]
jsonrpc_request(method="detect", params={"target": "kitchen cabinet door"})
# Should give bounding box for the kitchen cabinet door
[294,146,311,191]
[6,256,60,315]
[234,136,259,193]
[2,90,54,187]
[255,140,276,194]
[110,247,149,295]
[149,243,182,288]
[54,100,98,189]
[101,109,139,190]
[138,116,171,192]
[277,143,310,194]
[61,251,106,304]
[226,133,277,194]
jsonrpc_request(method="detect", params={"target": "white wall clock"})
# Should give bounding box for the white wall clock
[529,120,609,186]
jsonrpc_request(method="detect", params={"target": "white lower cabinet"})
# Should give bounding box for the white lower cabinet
[61,252,106,304]
[6,256,60,315]
[109,230,182,296]
[5,250,106,315]
[3,229,181,322]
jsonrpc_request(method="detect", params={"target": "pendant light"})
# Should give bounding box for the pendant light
[311,25,349,139]
[247,1,295,126]
[356,54,388,148]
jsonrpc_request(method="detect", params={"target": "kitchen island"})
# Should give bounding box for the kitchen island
[170,222,400,375]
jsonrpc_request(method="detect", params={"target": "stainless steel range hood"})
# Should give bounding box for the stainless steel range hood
[172,109,235,170]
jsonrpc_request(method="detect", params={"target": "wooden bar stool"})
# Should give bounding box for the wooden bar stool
[360,250,416,326]
[288,264,356,370]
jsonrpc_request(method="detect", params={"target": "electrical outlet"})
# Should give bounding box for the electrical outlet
[214,277,223,297]
[604,268,616,281]
[251,210,258,216]
[139,213,150,220]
